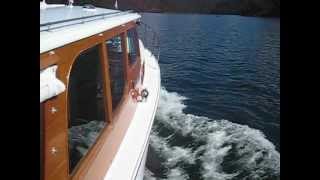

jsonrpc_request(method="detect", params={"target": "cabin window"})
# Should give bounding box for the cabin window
[106,35,125,110]
[68,45,107,173]
[127,28,139,66]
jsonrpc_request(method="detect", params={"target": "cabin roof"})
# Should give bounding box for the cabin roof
[40,5,140,54]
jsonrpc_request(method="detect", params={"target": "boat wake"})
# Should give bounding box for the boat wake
[144,87,280,180]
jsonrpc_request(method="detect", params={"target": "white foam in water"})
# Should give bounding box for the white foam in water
[147,87,280,180]
[167,168,190,180]
[143,130,193,180]
[149,131,194,176]
[144,167,189,180]
[200,130,238,180]
[144,168,157,180]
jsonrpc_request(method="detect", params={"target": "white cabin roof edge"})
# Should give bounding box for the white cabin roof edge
[40,6,141,54]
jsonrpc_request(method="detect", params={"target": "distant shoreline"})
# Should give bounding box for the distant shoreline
[45,0,280,18]
[139,10,280,18]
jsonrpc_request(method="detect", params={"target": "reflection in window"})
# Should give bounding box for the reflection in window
[127,29,139,66]
[106,36,125,110]
[68,45,107,173]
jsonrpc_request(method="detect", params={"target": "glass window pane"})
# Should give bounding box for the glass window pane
[106,35,125,110]
[127,29,138,66]
[68,45,107,173]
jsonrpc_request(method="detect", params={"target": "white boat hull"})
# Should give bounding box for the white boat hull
[104,42,161,180]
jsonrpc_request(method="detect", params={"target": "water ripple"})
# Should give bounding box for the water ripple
[141,13,280,179]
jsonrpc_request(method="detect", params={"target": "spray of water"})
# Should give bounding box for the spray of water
[145,87,280,180]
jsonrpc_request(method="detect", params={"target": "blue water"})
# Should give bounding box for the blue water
[141,13,280,180]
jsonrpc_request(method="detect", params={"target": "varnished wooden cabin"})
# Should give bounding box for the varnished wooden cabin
[40,3,160,180]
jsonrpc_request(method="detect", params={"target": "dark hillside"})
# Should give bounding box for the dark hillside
[45,0,280,17]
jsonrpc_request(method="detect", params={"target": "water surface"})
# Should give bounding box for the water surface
[141,13,280,180]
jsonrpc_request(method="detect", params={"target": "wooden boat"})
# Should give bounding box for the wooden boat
[40,2,161,180]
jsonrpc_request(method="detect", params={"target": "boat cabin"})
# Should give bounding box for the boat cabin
[40,5,156,180]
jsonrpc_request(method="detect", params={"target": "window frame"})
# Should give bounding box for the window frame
[66,42,114,178]
[67,43,110,173]
[125,28,141,89]
[104,33,129,114]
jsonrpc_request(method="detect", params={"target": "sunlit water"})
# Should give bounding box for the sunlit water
[140,13,280,180]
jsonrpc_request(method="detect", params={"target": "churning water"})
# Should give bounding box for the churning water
[141,13,280,180]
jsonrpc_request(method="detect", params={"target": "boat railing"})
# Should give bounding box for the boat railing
[137,21,160,61]
[40,10,134,32]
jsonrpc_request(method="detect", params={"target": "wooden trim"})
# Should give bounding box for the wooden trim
[80,98,137,179]
[40,103,44,180]
[43,96,69,180]
[99,43,113,123]
[40,52,59,70]
[70,124,113,179]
